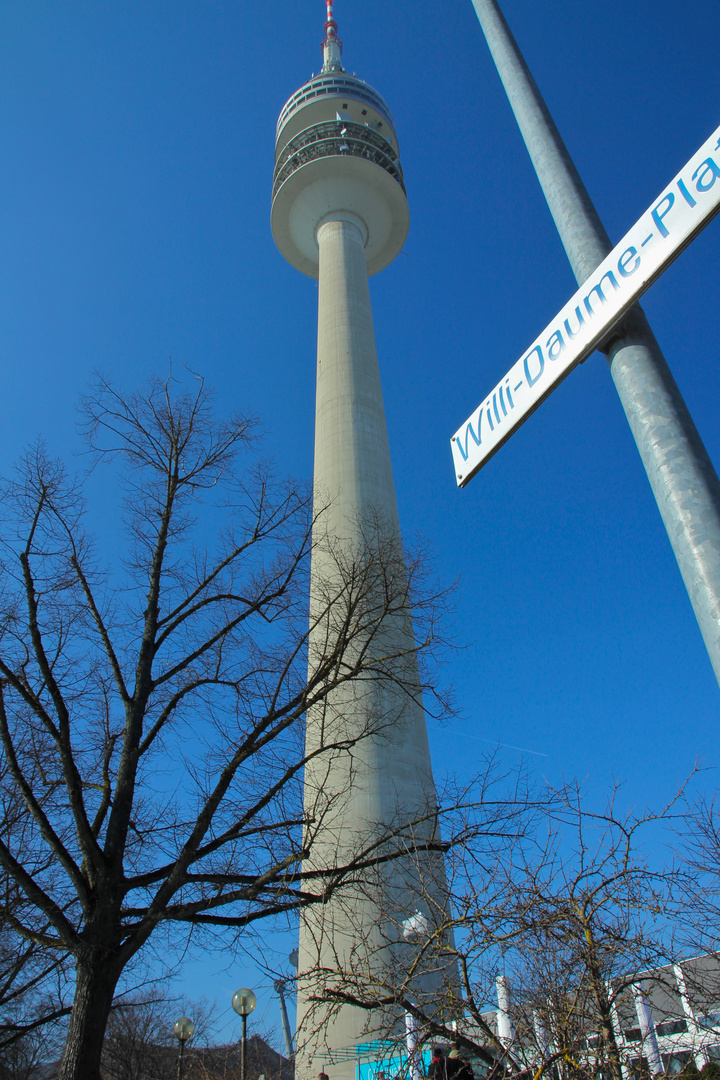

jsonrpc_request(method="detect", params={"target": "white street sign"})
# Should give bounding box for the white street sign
[451,122,720,487]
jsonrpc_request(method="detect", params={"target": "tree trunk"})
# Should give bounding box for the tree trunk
[582,930,624,1080]
[57,959,120,1080]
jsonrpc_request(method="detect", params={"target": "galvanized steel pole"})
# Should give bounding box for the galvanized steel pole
[470,0,720,686]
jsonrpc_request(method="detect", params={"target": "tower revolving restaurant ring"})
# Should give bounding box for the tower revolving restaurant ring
[271,73,409,278]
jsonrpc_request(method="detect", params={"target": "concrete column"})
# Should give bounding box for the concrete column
[405,1011,423,1080]
[469,0,720,685]
[608,989,632,1080]
[674,962,708,1068]
[307,215,437,843]
[496,974,515,1047]
[296,216,447,1080]
[533,1010,551,1064]
[312,217,399,533]
[633,984,663,1077]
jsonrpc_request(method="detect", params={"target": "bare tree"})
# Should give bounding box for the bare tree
[294,762,548,1075]
[0,1004,65,1080]
[499,786,682,1080]
[0,375,453,1080]
[678,794,720,958]
[100,992,218,1080]
[0,760,70,1058]
[102,994,179,1080]
[298,781,688,1080]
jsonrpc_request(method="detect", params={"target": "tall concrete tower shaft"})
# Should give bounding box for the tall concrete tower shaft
[271,8,448,1077]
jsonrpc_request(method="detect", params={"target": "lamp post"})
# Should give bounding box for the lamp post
[274,979,294,1058]
[402,913,430,1080]
[173,1016,194,1080]
[274,950,299,1059]
[468,0,720,686]
[232,988,257,1080]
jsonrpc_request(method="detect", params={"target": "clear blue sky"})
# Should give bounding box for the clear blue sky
[1,0,719,1046]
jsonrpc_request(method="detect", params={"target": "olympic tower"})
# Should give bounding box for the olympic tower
[271,5,449,1076]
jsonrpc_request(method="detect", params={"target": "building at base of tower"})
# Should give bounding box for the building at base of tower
[271,5,455,1077]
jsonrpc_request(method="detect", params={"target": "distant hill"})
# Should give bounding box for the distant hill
[190,1033,294,1080]
[25,1033,293,1080]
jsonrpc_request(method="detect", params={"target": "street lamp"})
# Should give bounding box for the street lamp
[173,1016,194,1080]
[402,913,430,1080]
[232,988,257,1080]
[274,979,294,1058]
[274,949,299,1059]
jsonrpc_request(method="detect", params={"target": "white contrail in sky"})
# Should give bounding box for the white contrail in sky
[441,729,549,758]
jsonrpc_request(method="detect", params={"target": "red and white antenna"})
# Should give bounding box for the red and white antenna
[322,0,343,69]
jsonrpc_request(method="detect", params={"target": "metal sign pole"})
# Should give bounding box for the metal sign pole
[468,0,720,687]
[452,122,720,482]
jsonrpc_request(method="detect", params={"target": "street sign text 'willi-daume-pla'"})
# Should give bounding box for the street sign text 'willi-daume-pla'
[451,122,720,486]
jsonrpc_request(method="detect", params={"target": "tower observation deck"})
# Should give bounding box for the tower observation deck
[271,7,450,1078]
[271,4,409,278]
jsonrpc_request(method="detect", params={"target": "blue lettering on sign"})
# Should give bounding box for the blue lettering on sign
[455,369,525,461]
[546,329,565,360]
[455,413,483,461]
[651,191,675,237]
[523,346,545,387]
[618,246,641,277]
[456,133,720,481]
[642,152,719,241]
[584,271,619,316]
[677,178,697,207]
[693,158,720,192]
[564,306,585,340]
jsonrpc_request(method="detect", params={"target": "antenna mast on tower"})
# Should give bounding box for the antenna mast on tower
[322,0,343,71]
